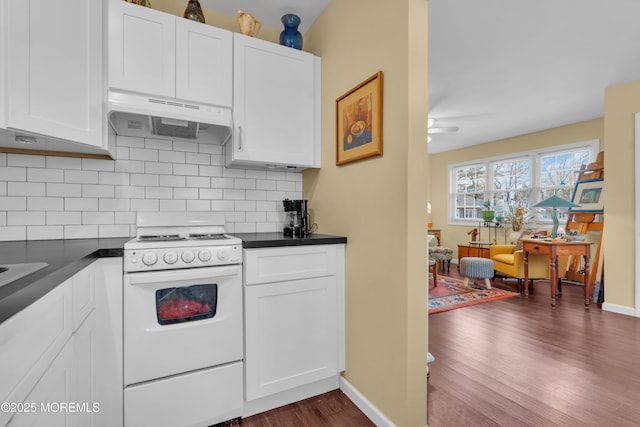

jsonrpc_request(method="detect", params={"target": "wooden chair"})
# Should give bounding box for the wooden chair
[429,258,438,287]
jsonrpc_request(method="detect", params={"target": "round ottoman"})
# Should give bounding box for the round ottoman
[459,257,493,289]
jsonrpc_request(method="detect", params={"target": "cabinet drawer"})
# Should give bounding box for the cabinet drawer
[125,362,243,427]
[0,281,72,427]
[522,242,551,255]
[244,245,337,285]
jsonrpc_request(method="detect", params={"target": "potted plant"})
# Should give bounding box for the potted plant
[505,203,528,243]
[481,200,495,222]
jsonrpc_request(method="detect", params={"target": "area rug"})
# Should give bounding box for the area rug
[429,275,518,314]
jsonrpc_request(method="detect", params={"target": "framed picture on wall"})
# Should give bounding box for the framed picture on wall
[335,71,383,165]
[569,178,604,212]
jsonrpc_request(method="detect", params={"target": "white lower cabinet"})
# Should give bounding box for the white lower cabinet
[0,257,123,427]
[70,311,97,427]
[243,245,345,403]
[8,337,75,427]
[91,258,123,427]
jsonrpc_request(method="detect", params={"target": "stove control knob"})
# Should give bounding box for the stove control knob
[216,249,229,261]
[164,252,178,264]
[142,252,158,266]
[198,250,212,262]
[182,251,195,263]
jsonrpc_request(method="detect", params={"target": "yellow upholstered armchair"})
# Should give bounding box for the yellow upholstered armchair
[490,244,569,294]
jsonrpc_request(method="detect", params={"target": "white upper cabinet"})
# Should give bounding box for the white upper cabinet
[4,0,105,149]
[108,0,232,108]
[108,1,175,98]
[175,18,233,107]
[227,33,320,170]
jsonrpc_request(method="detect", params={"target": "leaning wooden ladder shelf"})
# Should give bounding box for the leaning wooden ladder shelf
[564,151,604,300]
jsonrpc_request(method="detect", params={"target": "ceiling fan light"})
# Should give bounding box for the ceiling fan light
[429,126,459,134]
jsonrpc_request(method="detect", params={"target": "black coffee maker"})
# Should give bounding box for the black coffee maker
[283,199,309,238]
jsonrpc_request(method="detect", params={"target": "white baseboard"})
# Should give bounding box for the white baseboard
[602,302,638,317]
[339,376,396,427]
[242,376,339,418]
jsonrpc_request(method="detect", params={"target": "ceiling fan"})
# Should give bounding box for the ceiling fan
[427,118,459,143]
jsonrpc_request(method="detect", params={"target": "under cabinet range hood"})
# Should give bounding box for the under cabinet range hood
[107,89,233,145]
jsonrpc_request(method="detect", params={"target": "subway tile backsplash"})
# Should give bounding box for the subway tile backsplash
[0,136,302,241]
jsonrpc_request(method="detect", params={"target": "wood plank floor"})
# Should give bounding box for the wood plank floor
[240,390,374,426]
[240,267,640,426]
[428,267,640,427]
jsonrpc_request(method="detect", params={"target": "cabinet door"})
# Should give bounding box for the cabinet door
[71,311,96,427]
[0,281,72,427]
[175,19,232,107]
[7,0,103,147]
[232,33,315,167]
[72,265,93,332]
[244,276,338,400]
[108,0,175,98]
[8,341,74,427]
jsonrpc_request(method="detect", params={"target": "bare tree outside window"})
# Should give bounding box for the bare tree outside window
[492,158,531,219]
[453,165,486,220]
[449,142,596,225]
[536,149,591,222]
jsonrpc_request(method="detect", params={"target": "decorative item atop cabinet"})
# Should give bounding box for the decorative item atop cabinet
[237,10,262,37]
[280,14,303,50]
[183,0,205,23]
[124,0,151,7]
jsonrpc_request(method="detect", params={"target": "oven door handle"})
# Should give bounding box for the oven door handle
[126,265,241,285]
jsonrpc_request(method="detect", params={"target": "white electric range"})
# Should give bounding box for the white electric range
[123,212,243,427]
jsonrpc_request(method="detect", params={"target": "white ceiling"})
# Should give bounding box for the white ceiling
[428,0,640,153]
[198,0,640,155]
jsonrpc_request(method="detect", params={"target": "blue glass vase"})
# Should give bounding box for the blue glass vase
[279,14,303,50]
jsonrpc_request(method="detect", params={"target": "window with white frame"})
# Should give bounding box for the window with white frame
[449,140,598,225]
[453,164,486,219]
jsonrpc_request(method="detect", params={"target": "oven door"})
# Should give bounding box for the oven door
[123,264,242,386]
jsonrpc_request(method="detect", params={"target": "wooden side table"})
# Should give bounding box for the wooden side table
[522,239,593,308]
[456,242,491,270]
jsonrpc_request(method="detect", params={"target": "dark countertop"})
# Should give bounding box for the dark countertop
[0,233,347,324]
[235,233,347,248]
[0,238,129,323]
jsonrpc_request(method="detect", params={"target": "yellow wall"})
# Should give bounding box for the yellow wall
[603,80,640,309]
[304,1,429,426]
[429,118,604,258]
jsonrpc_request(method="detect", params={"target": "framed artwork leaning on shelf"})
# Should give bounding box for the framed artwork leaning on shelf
[569,178,604,213]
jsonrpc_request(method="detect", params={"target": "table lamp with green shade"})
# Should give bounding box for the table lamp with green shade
[531,195,580,238]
